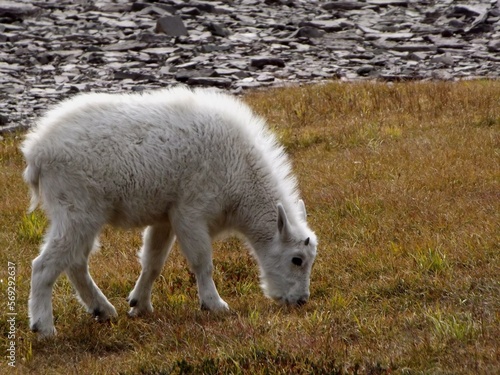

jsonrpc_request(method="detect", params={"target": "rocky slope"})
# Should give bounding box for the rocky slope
[1,0,499,131]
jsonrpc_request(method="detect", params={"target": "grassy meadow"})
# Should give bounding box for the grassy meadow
[1,81,499,374]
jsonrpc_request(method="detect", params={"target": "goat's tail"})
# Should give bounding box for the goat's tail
[23,163,41,213]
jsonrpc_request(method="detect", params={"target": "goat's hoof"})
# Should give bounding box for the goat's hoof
[31,322,56,338]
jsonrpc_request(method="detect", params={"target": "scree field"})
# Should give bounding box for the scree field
[1,81,499,374]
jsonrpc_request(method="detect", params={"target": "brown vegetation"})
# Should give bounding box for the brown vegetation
[1,81,499,374]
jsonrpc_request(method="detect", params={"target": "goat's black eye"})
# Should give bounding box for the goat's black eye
[292,257,303,267]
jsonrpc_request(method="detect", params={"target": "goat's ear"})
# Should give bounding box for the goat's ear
[277,203,291,239]
[298,199,307,221]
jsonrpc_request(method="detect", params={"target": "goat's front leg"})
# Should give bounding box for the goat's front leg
[171,215,229,312]
[128,223,176,317]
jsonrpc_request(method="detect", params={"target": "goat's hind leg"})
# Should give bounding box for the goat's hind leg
[128,222,175,317]
[29,233,65,338]
[29,222,89,338]
[65,237,117,322]
[29,220,116,338]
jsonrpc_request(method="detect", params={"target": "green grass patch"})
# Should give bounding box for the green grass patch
[18,211,47,244]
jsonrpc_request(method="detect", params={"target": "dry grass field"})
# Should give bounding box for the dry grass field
[1,81,499,374]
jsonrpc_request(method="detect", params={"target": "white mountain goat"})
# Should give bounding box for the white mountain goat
[21,86,317,338]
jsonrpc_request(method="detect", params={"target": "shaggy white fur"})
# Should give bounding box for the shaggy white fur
[22,86,317,338]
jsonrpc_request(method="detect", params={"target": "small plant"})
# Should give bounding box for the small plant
[167,293,187,309]
[247,308,260,328]
[426,309,480,343]
[330,291,353,311]
[412,246,448,275]
[17,211,46,244]
[235,281,256,297]
[381,125,403,139]
[474,114,498,127]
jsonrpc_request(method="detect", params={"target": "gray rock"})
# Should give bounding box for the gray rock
[322,2,367,11]
[391,44,437,53]
[256,73,275,82]
[367,0,408,6]
[186,76,232,88]
[113,71,156,81]
[102,41,148,52]
[424,36,467,49]
[303,19,353,32]
[215,68,242,75]
[192,2,217,13]
[295,26,324,39]
[155,16,188,36]
[142,47,181,55]
[431,54,454,66]
[181,7,201,17]
[487,40,500,52]
[206,22,230,37]
[0,114,8,126]
[378,33,414,41]
[357,65,375,76]
[0,1,40,19]
[431,69,454,80]
[250,57,286,69]
[407,52,428,61]
[175,69,216,82]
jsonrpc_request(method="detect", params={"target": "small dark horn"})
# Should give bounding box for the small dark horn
[305,237,310,246]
